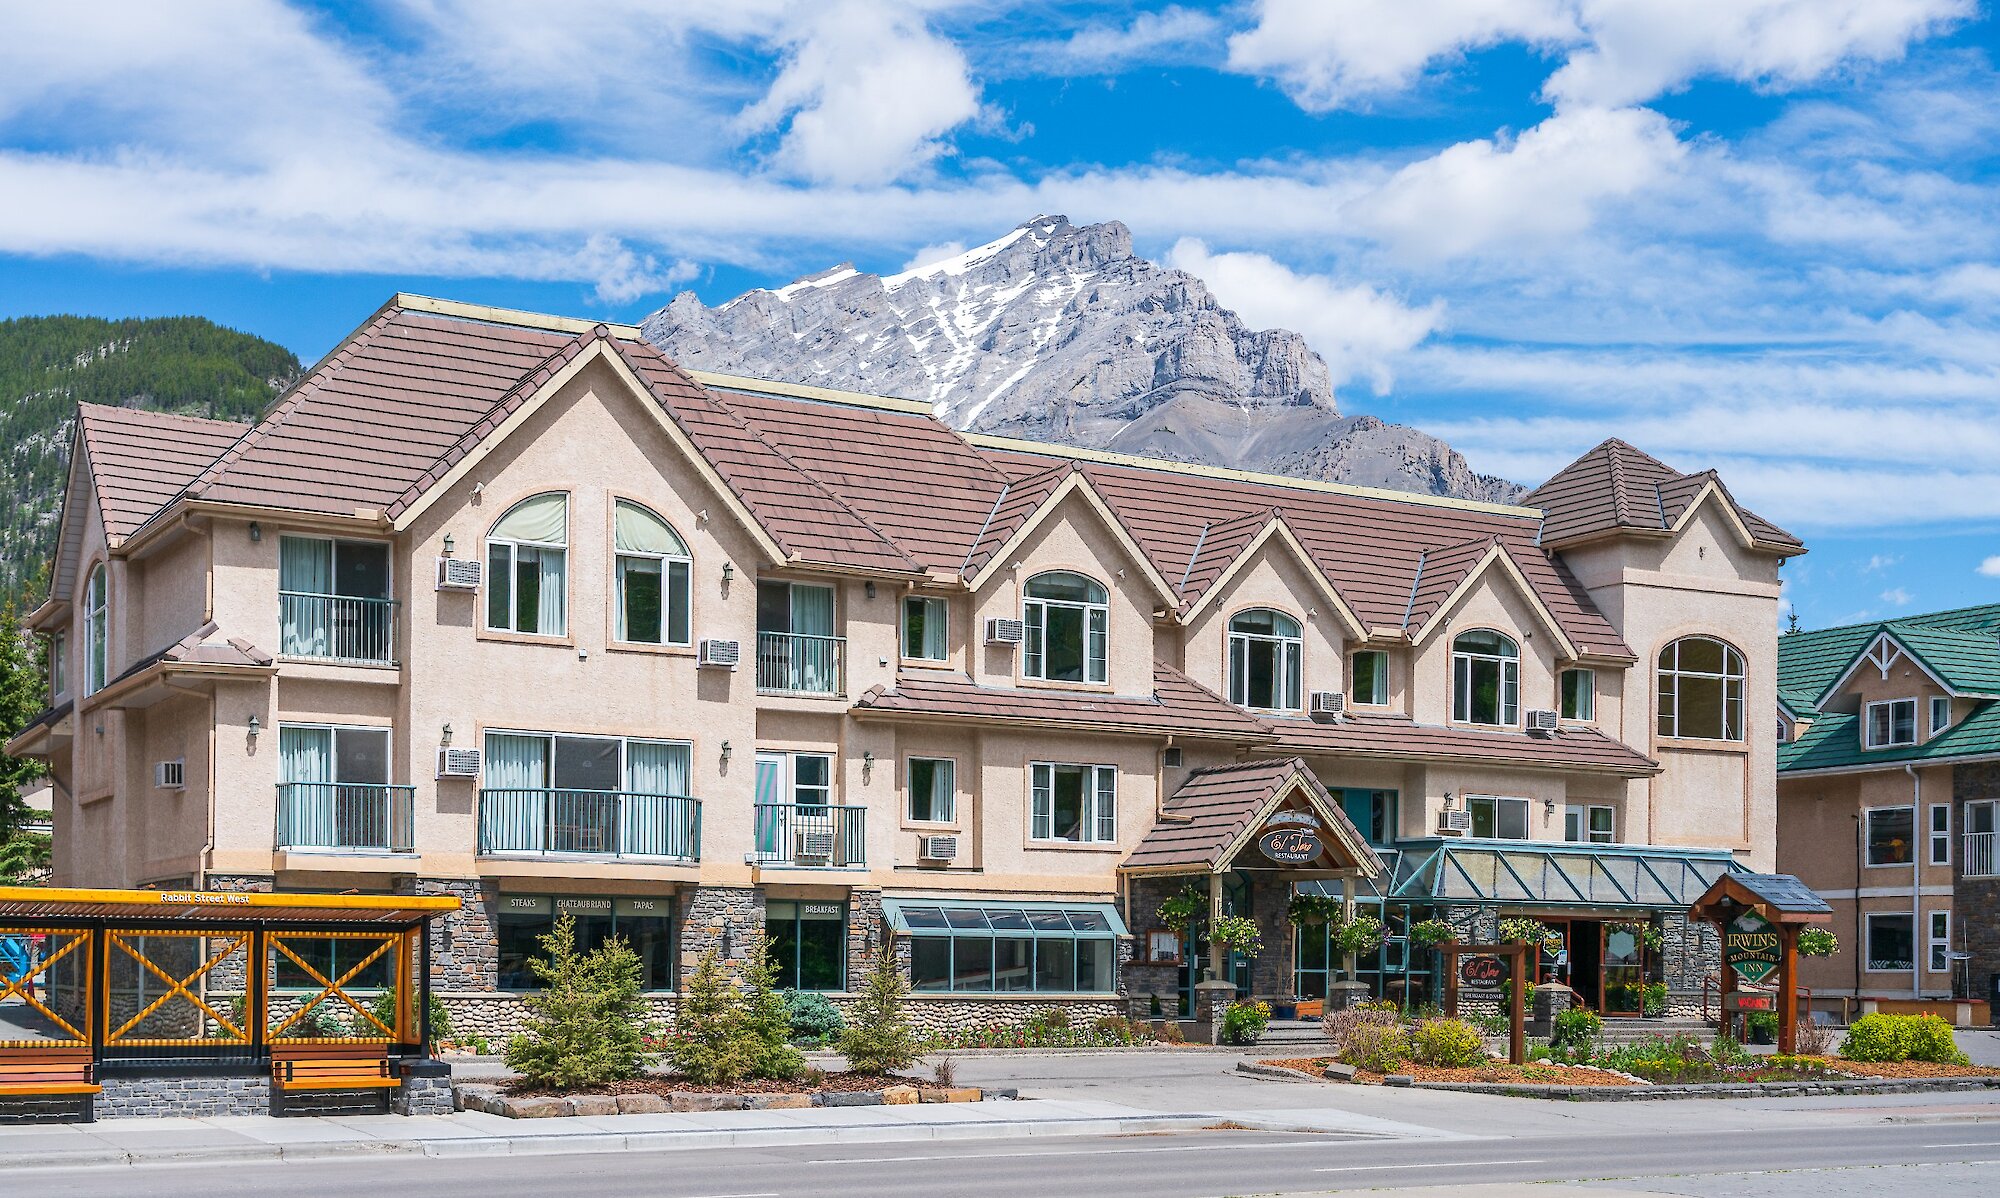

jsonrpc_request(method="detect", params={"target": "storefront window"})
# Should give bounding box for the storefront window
[891,902,1119,993]
[497,895,674,991]
[767,900,847,991]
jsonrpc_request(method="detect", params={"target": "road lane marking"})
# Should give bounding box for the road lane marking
[808,1139,1350,1165]
[1314,1159,1547,1173]
[1923,1143,2000,1148]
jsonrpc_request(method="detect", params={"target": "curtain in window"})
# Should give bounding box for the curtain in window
[537,548,567,636]
[492,493,567,543]
[278,726,334,847]
[279,726,333,784]
[626,740,690,796]
[792,586,834,690]
[485,733,549,790]
[613,502,688,555]
[278,538,334,657]
[616,556,660,641]
[625,740,692,857]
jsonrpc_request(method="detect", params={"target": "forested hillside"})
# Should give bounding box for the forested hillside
[0,315,298,599]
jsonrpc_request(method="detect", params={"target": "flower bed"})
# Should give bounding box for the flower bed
[1256,1057,1638,1087]
[1802,1058,2000,1080]
[456,1075,1000,1118]
[504,1071,910,1098]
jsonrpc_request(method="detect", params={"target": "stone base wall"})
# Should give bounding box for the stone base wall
[98,1073,270,1118]
[393,1073,456,1116]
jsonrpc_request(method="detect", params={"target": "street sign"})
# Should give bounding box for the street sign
[1725,910,1782,985]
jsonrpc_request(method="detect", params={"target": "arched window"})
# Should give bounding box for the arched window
[1658,636,1744,741]
[486,493,568,636]
[83,564,108,696]
[1023,571,1108,684]
[612,501,691,646]
[1452,629,1519,726]
[1228,609,1302,711]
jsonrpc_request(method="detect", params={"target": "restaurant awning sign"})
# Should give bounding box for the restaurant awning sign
[1725,910,1781,985]
[1258,812,1322,865]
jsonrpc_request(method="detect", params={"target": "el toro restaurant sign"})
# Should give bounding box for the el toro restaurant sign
[1258,811,1322,865]
[1725,910,1782,985]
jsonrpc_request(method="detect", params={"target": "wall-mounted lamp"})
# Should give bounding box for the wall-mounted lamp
[862,750,875,782]
[1441,790,1454,808]
[248,522,262,543]
[865,581,877,600]
[442,533,456,557]
[720,740,733,765]
[1543,798,1556,816]
[441,723,454,746]
[247,715,262,738]
[721,562,736,586]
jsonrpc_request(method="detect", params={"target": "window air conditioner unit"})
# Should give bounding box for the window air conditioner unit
[436,556,483,591]
[154,759,186,790]
[1527,709,1561,734]
[436,747,483,778]
[1309,691,1345,722]
[1437,808,1473,835]
[919,835,960,862]
[985,617,1024,646]
[698,639,740,669]
[797,828,836,861]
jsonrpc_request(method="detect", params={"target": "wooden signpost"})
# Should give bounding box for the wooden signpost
[1440,941,1529,1064]
[1688,873,1834,1056]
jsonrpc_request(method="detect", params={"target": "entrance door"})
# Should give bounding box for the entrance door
[1567,920,1602,1010]
[1600,923,1645,1016]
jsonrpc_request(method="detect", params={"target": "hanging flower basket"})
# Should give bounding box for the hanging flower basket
[1156,885,1204,933]
[1797,928,1839,957]
[1336,913,1385,956]
[1409,918,1456,947]
[1209,914,1264,960]
[1286,893,1344,926]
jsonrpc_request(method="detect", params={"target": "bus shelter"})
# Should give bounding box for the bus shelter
[0,886,458,1098]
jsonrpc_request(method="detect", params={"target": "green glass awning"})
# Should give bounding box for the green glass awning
[881,897,1129,938]
[1304,840,1736,910]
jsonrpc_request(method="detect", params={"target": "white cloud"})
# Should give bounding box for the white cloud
[738,1,983,186]
[1166,238,1444,395]
[1029,7,1223,75]
[1863,554,1902,573]
[1881,586,1914,606]
[1979,556,2000,578]
[1348,107,1686,260]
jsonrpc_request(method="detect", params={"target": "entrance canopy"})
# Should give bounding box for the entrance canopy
[1376,840,1737,910]
[1688,872,1833,925]
[1122,758,1384,879]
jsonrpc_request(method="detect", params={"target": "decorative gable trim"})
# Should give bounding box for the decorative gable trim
[1814,629,1959,709]
[1178,515,1367,640]
[1208,768,1379,877]
[962,471,1179,605]
[1406,543,1580,660]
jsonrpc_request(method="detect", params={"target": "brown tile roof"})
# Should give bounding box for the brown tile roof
[106,621,274,690]
[1264,711,1660,776]
[1122,757,1385,874]
[1525,439,1802,554]
[76,404,247,539]
[852,662,1274,742]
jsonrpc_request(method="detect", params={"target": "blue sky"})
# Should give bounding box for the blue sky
[2,1,1998,630]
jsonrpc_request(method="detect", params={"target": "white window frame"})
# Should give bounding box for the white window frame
[1865,805,1915,868]
[83,564,108,696]
[1865,698,1918,749]
[753,751,832,810]
[1864,912,1914,973]
[1656,636,1745,741]
[1022,573,1109,685]
[1227,609,1303,712]
[1560,668,1596,721]
[485,728,695,796]
[1565,804,1614,844]
[1451,630,1520,727]
[277,722,393,786]
[1029,762,1116,844]
[906,756,957,824]
[1351,650,1389,706]
[1930,695,1952,736]
[1468,794,1531,841]
[1930,803,1951,867]
[485,493,570,637]
[48,629,67,700]
[902,595,949,662]
[1928,910,1951,974]
[612,500,692,647]
[1971,799,1999,835]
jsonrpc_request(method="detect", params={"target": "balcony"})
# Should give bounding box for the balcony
[1965,831,1996,879]
[275,783,414,853]
[755,632,845,696]
[754,803,866,869]
[478,788,701,862]
[279,592,398,665]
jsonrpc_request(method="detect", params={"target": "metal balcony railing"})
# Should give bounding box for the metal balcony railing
[755,631,845,695]
[754,803,866,868]
[1964,831,1996,878]
[279,592,398,664]
[478,788,701,862]
[276,783,415,853]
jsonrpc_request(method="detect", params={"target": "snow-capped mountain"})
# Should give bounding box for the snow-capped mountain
[643,216,1521,504]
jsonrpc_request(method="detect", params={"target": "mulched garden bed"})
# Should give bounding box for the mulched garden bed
[1794,1058,2000,1080]
[1255,1057,1639,1086]
[505,1072,913,1098]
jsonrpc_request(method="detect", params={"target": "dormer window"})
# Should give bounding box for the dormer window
[1452,630,1519,726]
[1023,572,1108,684]
[1865,699,1918,749]
[486,493,568,637]
[1930,696,1951,736]
[1228,609,1302,711]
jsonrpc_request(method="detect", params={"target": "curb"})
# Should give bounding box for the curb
[1410,1076,2000,1101]
[10,1112,1231,1171]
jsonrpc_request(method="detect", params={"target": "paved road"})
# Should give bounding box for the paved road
[22,1117,2000,1198]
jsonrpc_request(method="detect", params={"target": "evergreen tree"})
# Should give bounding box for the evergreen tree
[668,946,756,1084]
[504,915,656,1090]
[741,929,805,1080]
[0,598,47,842]
[838,944,918,1075]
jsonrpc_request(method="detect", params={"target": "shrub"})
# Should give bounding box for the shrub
[1321,1000,1399,1057]
[1745,1010,1780,1042]
[667,947,754,1085]
[783,989,846,1047]
[1094,1014,1150,1041]
[1797,928,1839,957]
[505,914,656,1090]
[1469,1011,1508,1037]
[1339,1021,1410,1073]
[369,989,453,1043]
[1156,885,1204,933]
[740,930,806,1081]
[1025,1006,1071,1037]
[1157,1019,1187,1044]
[1794,1018,1836,1056]
[1642,982,1669,1018]
[1408,1017,1486,1068]
[1551,1006,1602,1052]
[840,947,918,1074]
[1840,1013,1970,1065]
[1220,1000,1270,1046]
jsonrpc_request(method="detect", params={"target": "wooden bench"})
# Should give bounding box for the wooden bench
[0,1046,100,1123]
[270,1043,397,1116]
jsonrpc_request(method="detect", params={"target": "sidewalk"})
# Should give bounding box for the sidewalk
[1,1096,1438,1170]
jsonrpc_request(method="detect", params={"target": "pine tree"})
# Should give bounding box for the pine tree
[0,597,48,844]
[503,915,656,1090]
[668,946,755,1084]
[740,929,805,1080]
[838,944,918,1075]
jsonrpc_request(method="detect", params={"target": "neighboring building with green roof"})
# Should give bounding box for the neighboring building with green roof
[1776,603,2000,1020]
